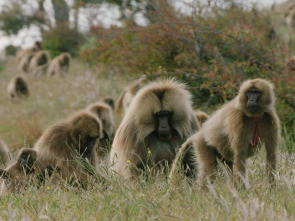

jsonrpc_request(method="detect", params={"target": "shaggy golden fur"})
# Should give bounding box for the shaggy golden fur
[194,111,209,126]
[0,138,10,167]
[110,79,200,179]
[47,52,71,77]
[0,111,103,192]
[114,77,146,115]
[7,75,29,99]
[87,102,115,157]
[169,78,280,187]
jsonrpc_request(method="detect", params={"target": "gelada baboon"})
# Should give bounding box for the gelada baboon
[0,138,11,167]
[47,52,71,77]
[16,41,42,63]
[110,79,201,179]
[100,97,115,110]
[0,111,103,192]
[194,110,209,126]
[115,76,146,115]
[17,41,43,73]
[29,50,50,76]
[169,78,280,187]
[7,75,29,99]
[87,102,115,156]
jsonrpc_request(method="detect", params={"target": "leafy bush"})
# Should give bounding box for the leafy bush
[5,45,19,56]
[80,0,295,128]
[42,24,84,58]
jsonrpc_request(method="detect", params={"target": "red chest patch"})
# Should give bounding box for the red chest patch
[250,116,262,147]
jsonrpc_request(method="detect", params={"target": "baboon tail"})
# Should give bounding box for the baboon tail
[114,90,126,114]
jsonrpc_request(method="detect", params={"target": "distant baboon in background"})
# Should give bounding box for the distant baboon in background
[287,56,295,71]
[115,76,146,115]
[47,52,71,77]
[18,53,35,73]
[100,97,115,110]
[0,111,104,192]
[194,111,209,126]
[87,102,115,156]
[17,41,43,73]
[16,41,42,63]
[110,79,201,179]
[29,50,50,76]
[0,138,11,167]
[7,75,29,99]
[169,78,280,187]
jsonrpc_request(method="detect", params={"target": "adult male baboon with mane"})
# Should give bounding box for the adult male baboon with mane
[87,102,115,156]
[110,79,201,179]
[7,75,29,99]
[169,78,280,187]
[115,77,146,115]
[0,111,104,192]
[47,52,71,77]
[0,138,11,167]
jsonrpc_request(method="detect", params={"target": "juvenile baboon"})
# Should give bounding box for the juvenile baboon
[115,76,146,115]
[110,79,201,179]
[87,102,115,156]
[169,78,280,187]
[194,110,209,126]
[47,52,71,77]
[0,111,104,192]
[0,138,11,167]
[7,75,29,99]
[29,50,50,76]
[100,97,115,110]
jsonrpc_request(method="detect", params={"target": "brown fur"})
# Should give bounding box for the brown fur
[110,79,201,178]
[0,111,103,192]
[0,138,10,167]
[16,41,42,63]
[17,41,43,73]
[194,110,209,126]
[170,78,280,187]
[47,52,71,77]
[100,97,115,110]
[87,102,115,156]
[29,50,50,76]
[114,76,146,115]
[7,75,29,99]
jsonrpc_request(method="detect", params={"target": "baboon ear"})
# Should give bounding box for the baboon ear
[17,148,37,173]
[0,169,9,179]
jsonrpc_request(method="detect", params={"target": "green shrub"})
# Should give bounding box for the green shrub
[80,0,295,128]
[42,24,84,58]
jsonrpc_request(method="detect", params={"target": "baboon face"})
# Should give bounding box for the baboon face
[246,87,262,114]
[70,114,102,155]
[0,148,37,192]
[154,110,172,141]
[238,79,274,116]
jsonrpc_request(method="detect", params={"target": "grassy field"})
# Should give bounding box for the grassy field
[0,57,295,220]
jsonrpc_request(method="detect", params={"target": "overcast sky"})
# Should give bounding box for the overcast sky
[0,0,289,54]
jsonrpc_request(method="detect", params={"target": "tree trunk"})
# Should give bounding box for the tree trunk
[52,0,69,26]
